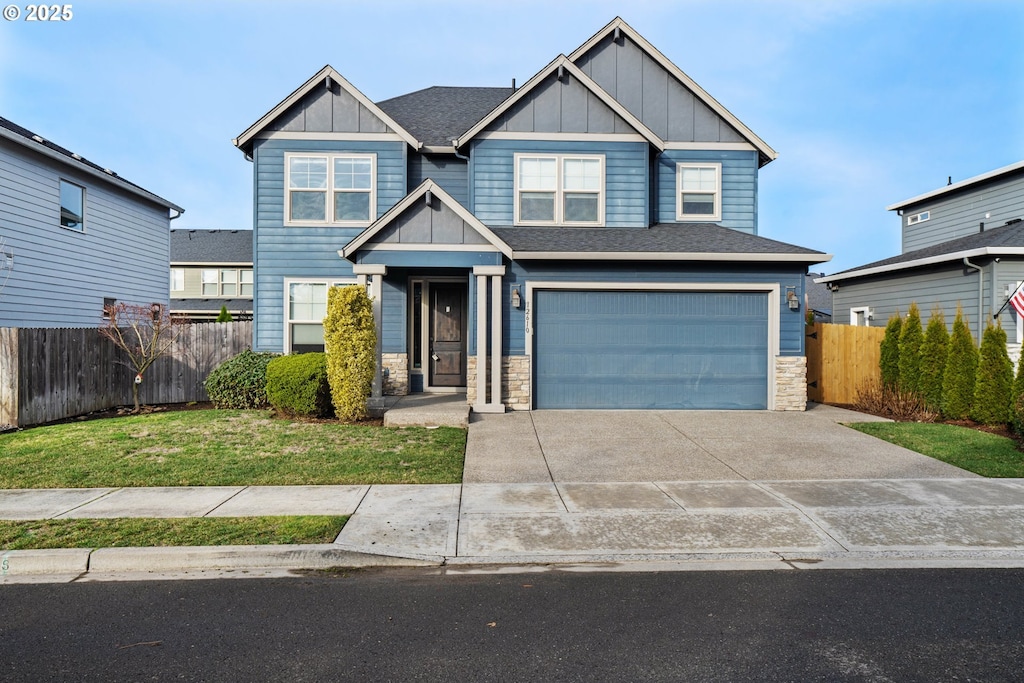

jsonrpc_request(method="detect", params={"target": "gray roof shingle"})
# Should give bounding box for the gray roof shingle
[490,223,827,259]
[171,229,252,263]
[376,86,513,148]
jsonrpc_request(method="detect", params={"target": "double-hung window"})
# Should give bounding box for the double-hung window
[285,279,354,353]
[201,269,219,295]
[286,153,375,225]
[515,154,603,225]
[170,268,185,292]
[676,163,721,221]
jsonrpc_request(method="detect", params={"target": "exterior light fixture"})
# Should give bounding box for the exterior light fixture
[511,287,521,309]
[786,289,799,311]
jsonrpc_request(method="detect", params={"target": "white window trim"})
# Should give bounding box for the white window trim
[907,211,931,226]
[850,306,873,326]
[676,162,722,222]
[513,153,605,226]
[198,268,253,297]
[284,152,376,227]
[59,179,86,232]
[282,278,357,353]
[201,269,219,296]
[170,268,185,292]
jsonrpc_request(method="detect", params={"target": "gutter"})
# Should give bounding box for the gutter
[816,246,1024,284]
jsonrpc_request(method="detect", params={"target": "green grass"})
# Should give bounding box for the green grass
[0,516,347,550]
[848,422,1024,477]
[0,409,466,488]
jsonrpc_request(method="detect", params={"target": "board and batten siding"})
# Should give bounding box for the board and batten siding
[0,139,170,328]
[251,138,406,351]
[467,262,806,357]
[902,173,1024,253]
[657,149,758,233]
[574,33,746,144]
[470,139,648,227]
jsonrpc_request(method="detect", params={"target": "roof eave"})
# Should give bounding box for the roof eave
[817,246,1024,283]
[511,250,831,263]
[886,160,1024,212]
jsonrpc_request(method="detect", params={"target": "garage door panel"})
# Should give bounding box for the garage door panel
[534,290,769,410]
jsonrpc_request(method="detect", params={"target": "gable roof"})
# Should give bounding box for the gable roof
[569,17,777,167]
[886,160,1024,212]
[233,65,422,155]
[454,55,665,151]
[817,221,1024,283]
[377,86,513,150]
[489,223,829,263]
[341,180,514,260]
[0,116,183,212]
[170,229,252,264]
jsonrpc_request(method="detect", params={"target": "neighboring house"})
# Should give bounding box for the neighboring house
[818,160,1024,358]
[0,116,183,328]
[234,17,830,411]
[170,229,254,321]
[805,273,832,323]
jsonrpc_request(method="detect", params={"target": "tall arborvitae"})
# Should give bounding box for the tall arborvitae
[941,307,978,420]
[972,320,1013,425]
[898,302,924,394]
[879,312,903,389]
[918,308,949,411]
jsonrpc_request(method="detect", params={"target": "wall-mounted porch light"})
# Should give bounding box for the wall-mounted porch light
[786,288,800,311]
[511,286,521,309]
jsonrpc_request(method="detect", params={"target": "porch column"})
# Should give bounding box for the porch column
[352,263,387,416]
[473,265,506,413]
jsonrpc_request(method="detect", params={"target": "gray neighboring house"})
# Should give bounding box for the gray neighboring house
[170,229,253,321]
[0,116,183,328]
[805,272,832,323]
[818,160,1024,358]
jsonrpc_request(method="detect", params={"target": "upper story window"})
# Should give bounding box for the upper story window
[907,211,930,226]
[170,268,185,292]
[201,268,253,297]
[515,154,604,226]
[285,153,375,226]
[676,163,721,222]
[59,179,85,231]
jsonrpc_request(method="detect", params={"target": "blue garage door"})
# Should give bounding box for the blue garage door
[534,290,769,409]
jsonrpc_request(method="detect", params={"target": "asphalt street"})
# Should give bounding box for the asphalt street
[2,568,1023,681]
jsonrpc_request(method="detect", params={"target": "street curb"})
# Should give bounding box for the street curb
[2,548,91,576]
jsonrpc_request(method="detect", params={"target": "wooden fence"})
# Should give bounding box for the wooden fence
[805,322,886,405]
[0,321,252,428]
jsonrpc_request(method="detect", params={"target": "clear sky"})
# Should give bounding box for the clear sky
[1,0,1021,273]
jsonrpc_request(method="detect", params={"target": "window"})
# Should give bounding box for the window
[285,279,354,353]
[220,269,238,296]
[676,163,721,221]
[59,179,85,230]
[850,306,873,327]
[285,153,375,225]
[201,269,218,295]
[515,154,603,225]
[907,211,930,226]
[240,269,254,296]
[170,268,185,292]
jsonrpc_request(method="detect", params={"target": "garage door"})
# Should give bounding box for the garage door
[533,290,769,409]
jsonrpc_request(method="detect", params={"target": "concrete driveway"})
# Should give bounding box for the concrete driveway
[464,403,976,483]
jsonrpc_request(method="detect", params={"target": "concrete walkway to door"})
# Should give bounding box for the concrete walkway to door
[463,403,975,483]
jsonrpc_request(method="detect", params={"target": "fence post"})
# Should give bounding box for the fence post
[0,327,18,428]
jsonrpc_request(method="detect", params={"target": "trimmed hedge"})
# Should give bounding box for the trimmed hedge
[266,353,333,418]
[204,349,277,409]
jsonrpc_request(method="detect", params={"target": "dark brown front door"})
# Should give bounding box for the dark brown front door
[430,283,466,387]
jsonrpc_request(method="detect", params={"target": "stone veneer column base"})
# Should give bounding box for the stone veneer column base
[774,356,807,411]
[382,353,409,396]
[467,355,531,410]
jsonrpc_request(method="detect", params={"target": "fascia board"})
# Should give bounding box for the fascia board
[568,17,777,165]
[511,250,832,263]
[816,247,1024,283]
[233,65,421,152]
[0,127,183,212]
[885,160,1024,211]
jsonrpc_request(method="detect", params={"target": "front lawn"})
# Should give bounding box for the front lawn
[848,422,1024,477]
[0,516,346,550]
[0,409,466,488]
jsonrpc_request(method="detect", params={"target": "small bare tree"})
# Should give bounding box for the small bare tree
[99,302,189,413]
[0,236,12,299]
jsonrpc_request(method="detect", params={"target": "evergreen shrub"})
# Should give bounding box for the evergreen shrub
[266,352,333,418]
[898,303,924,394]
[204,349,276,409]
[879,312,903,388]
[324,285,377,422]
[972,321,1013,425]
[941,308,978,420]
[918,308,949,412]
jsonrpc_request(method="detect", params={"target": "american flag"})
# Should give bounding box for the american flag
[1011,282,1024,318]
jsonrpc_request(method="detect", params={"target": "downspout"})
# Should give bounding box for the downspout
[963,257,984,345]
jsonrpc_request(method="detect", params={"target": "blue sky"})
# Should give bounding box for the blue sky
[1,0,1021,273]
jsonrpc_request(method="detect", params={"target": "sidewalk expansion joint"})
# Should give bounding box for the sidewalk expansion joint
[757,484,850,552]
[203,486,249,517]
[56,488,121,519]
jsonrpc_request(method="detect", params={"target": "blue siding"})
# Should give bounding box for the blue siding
[470,139,648,227]
[0,139,171,328]
[381,276,406,354]
[408,154,468,206]
[251,138,406,351]
[656,150,759,234]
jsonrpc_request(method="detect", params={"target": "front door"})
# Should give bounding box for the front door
[429,283,466,387]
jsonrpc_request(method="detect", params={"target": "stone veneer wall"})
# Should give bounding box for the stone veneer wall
[382,353,409,396]
[774,355,807,411]
[466,355,531,410]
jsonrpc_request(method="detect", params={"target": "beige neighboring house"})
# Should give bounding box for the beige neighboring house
[170,229,253,321]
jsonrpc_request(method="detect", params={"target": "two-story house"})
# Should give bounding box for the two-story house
[234,17,830,411]
[819,160,1024,357]
[0,116,183,328]
[170,229,254,321]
